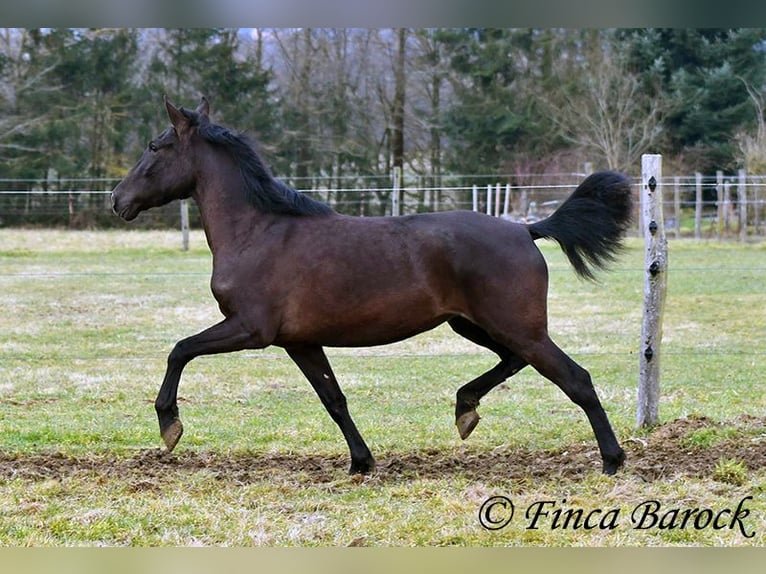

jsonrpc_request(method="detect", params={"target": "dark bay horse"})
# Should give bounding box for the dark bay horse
[112,97,632,476]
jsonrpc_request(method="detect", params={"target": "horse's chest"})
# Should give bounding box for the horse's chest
[209,267,266,315]
[207,273,232,314]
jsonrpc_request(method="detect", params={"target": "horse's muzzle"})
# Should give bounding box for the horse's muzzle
[110,190,137,221]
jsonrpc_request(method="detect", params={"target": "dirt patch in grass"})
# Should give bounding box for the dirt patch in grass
[2,415,765,486]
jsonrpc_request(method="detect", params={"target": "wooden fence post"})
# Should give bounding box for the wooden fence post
[673,176,681,238]
[755,177,761,235]
[716,170,724,239]
[695,172,702,239]
[180,199,190,252]
[739,169,748,242]
[392,166,402,216]
[637,154,667,428]
[472,184,478,212]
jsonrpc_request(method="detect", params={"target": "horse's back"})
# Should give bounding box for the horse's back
[332,209,547,290]
[405,210,546,276]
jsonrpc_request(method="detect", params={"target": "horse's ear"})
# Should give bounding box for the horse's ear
[196,97,210,118]
[164,96,189,133]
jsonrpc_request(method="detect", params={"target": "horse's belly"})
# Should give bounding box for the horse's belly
[276,290,457,348]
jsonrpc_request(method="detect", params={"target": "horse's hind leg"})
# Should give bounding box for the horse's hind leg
[454,359,526,440]
[512,335,626,474]
[448,317,528,440]
[286,345,375,475]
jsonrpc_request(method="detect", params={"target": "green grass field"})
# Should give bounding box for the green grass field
[0,229,764,546]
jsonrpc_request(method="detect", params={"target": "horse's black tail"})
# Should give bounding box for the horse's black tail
[527,171,633,280]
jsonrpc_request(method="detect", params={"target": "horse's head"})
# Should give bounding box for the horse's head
[112,96,209,221]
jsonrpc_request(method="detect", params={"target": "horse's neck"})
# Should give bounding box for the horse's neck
[193,176,269,258]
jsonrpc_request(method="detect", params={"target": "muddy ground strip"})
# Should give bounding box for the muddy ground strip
[1,415,765,486]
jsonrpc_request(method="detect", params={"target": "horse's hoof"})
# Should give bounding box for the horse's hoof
[349,457,376,476]
[602,449,626,475]
[456,410,480,440]
[161,418,184,452]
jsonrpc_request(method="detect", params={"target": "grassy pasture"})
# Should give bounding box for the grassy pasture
[0,228,764,546]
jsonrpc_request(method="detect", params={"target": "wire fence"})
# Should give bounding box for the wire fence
[1,172,765,238]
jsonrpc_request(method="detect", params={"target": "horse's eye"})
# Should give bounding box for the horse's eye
[149,142,158,152]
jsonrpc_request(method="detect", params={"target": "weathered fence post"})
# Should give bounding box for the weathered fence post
[755,177,762,235]
[503,183,511,217]
[485,184,492,215]
[739,169,748,243]
[673,176,681,238]
[472,184,478,212]
[392,166,402,216]
[637,154,668,428]
[716,170,724,239]
[695,172,703,239]
[180,198,190,251]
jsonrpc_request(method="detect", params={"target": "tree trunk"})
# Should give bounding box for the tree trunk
[392,28,406,171]
[430,67,442,208]
[296,28,313,181]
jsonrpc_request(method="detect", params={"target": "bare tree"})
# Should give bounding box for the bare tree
[411,29,449,194]
[736,79,766,172]
[545,35,665,171]
[0,28,60,157]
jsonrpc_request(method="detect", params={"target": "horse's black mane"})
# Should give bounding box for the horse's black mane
[196,121,334,217]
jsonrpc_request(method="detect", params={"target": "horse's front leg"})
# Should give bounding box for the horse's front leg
[286,345,376,475]
[155,317,257,451]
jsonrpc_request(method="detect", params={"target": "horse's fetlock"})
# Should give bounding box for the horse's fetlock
[456,388,479,410]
